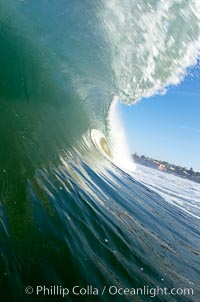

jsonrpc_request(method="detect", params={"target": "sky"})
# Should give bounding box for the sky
[119,65,200,171]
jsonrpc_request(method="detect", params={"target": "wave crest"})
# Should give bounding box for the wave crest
[102,0,200,103]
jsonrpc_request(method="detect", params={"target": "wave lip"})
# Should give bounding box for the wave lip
[102,0,200,103]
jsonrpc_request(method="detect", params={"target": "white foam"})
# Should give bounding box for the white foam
[101,0,200,103]
[133,164,200,219]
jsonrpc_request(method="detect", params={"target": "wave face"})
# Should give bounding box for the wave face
[0,1,200,301]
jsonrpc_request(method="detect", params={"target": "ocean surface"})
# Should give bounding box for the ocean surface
[0,1,200,301]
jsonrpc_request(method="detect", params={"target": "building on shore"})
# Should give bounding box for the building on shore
[132,153,200,184]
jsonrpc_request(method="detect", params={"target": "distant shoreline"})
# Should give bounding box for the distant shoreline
[133,153,200,184]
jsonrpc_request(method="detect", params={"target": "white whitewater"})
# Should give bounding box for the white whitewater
[101,0,200,103]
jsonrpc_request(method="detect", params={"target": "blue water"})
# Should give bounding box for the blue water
[0,1,200,301]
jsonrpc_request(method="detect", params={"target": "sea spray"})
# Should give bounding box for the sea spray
[108,97,136,172]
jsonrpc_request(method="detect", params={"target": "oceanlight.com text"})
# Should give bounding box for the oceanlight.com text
[25,285,194,298]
